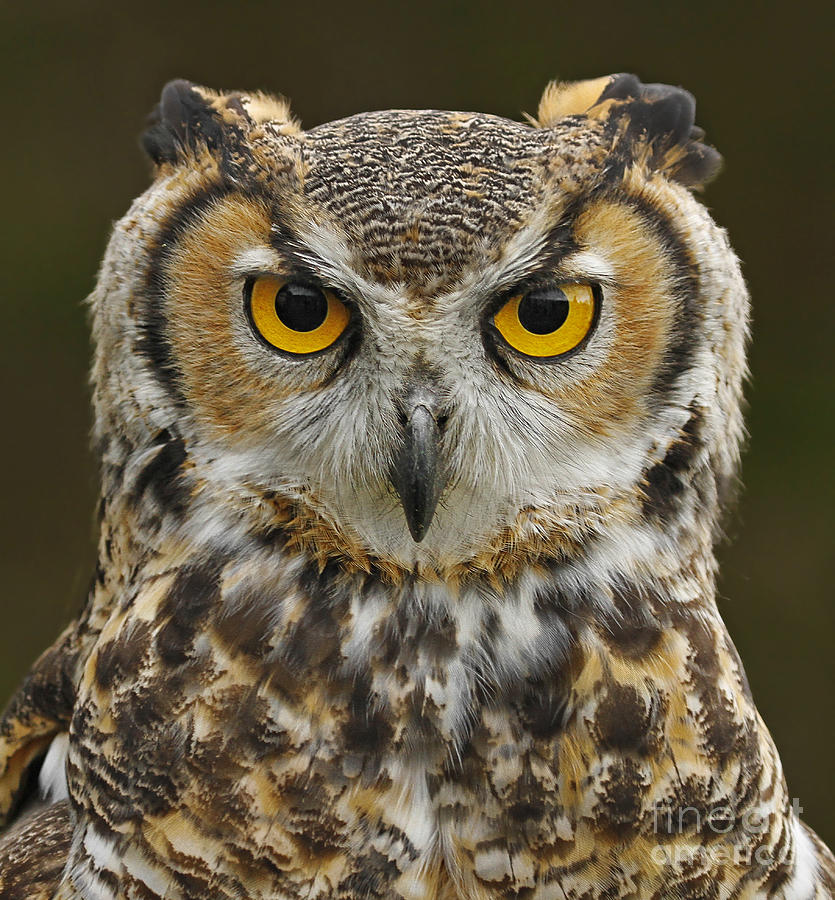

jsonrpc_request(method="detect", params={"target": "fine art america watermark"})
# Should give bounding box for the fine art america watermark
[648,798,805,868]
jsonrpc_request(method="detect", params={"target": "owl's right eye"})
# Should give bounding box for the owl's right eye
[247,275,350,355]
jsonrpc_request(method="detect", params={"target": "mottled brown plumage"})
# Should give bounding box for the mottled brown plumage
[0,74,832,898]
[0,802,72,898]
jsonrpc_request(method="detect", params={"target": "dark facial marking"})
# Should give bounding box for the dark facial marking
[140,183,234,408]
[132,429,189,516]
[585,192,702,416]
[641,408,705,522]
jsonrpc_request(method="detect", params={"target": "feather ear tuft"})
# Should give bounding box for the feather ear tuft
[535,74,722,189]
[140,80,299,168]
[141,80,222,166]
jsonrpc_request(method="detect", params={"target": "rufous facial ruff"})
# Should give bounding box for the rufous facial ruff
[0,74,832,899]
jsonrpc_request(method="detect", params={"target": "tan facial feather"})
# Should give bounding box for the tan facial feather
[517,198,680,437]
[165,195,299,439]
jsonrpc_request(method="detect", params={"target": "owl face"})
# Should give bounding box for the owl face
[96,78,744,574]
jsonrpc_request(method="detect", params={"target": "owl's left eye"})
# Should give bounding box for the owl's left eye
[247,275,350,355]
[492,282,598,359]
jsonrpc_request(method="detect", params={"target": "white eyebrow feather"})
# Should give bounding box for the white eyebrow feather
[230,246,284,276]
[559,249,617,283]
[237,209,614,316]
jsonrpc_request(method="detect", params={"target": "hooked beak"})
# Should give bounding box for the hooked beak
[390,401,448,543]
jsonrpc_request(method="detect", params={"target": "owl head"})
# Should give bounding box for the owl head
[90,75,747,580]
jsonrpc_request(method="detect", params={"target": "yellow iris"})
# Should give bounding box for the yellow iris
[249,275,350,355]
[493,283,597,358]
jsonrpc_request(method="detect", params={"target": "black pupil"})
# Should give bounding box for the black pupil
[517,287,570,334]
[275,283,329,332]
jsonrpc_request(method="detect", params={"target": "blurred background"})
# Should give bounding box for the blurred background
[0,0,832,844]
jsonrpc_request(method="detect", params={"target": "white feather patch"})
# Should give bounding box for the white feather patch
[784,818,821,900]
[38,732,70,802]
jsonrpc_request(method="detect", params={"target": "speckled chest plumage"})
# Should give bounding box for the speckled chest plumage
[58,547,790,899]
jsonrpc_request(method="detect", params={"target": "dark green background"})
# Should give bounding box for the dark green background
[1,0,832,845]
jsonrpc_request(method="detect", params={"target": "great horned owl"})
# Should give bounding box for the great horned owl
[0,74,832,899]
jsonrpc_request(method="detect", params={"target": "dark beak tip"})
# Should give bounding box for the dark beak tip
[408,521,429,543]
[390,403,448,543]
[393,475,439,544]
